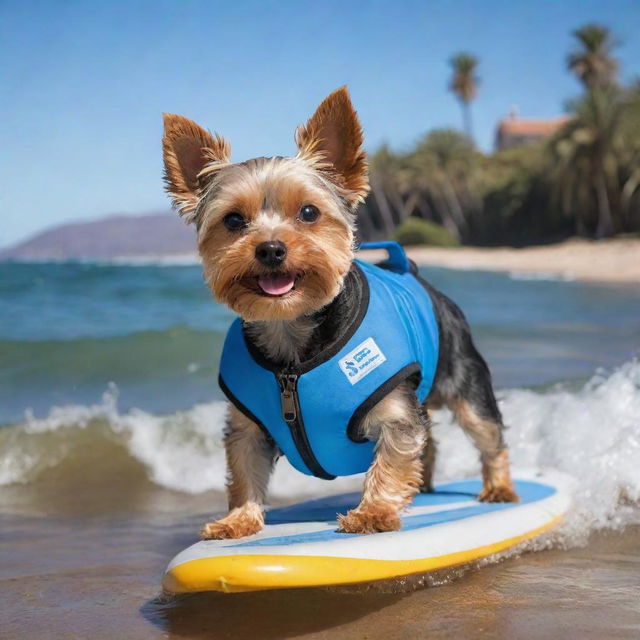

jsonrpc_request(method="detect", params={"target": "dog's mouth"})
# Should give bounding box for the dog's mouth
[250,272,300,297]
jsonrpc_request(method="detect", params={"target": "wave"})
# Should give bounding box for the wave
[89,254,202,267]
[2,360,639,534]
[508,270,575,282]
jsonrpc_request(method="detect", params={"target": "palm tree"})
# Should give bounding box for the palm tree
[449,53,479,142]
[568,24,618,90]
[367,146,404,237]
[550,87,631,238]
[403,129,479,241]
[616,82,640,227]
[368,145,439,236]
[559,25,626,238]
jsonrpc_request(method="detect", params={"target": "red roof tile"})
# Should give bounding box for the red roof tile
[497,116,570,137]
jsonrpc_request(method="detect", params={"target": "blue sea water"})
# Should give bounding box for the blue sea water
[0,258,639,545]
[1,261,639,424]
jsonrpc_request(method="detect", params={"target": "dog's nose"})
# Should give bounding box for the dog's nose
[255,241,287,268]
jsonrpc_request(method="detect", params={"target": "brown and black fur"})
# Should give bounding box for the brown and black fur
[161,86,518,539]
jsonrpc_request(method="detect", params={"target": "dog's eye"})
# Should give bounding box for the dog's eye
[223,212,246,231]
[299,205,320,223]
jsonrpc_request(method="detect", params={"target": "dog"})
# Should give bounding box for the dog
[161,86,518,539]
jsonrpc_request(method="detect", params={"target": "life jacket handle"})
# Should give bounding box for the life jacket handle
[357,241,411,274]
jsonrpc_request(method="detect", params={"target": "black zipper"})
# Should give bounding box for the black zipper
[277,370,335,480]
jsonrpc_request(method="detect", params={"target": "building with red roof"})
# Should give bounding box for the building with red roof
[495,110,570,150]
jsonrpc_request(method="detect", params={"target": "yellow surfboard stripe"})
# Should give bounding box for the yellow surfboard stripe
[163,516,561,593]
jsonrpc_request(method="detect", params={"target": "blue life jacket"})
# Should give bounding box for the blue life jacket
[218,242,440,480]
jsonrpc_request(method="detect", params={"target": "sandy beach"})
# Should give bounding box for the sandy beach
[360,237,640,284]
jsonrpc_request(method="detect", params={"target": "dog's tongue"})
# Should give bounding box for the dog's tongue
[258,274,295,296]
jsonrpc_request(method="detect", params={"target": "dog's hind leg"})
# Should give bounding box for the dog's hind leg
[417,278,518,502]
[200,405,277,539]
[451,397,518,503]
[419,424,437,493]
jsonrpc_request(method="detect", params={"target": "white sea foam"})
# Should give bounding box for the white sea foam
[100,254,201,266]
[433,359,640,540]
[2,360,639,537]
[508,270,575,282]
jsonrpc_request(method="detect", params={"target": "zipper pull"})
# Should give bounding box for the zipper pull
[279,373,298,423]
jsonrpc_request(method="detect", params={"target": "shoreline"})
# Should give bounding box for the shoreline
[401,237,640,285]
[359,237,640,284]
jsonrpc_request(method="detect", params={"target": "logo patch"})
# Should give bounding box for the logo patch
[339,337,387,384]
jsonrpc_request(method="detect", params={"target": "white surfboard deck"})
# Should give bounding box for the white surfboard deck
[163,469,572,593]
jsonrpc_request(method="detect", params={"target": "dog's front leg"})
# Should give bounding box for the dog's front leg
[338,384,428,534]
[200,406,276,540]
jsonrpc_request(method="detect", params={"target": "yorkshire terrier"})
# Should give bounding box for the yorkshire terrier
[162,87,518,539]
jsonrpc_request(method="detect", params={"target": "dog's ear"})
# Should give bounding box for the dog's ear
[295,86,369,207]
[162,114,231,222]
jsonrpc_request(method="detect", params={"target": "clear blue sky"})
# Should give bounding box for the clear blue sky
[1,0,639,247]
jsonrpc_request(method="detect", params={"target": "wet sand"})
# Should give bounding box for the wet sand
[2,481,639,640]
[360,237,640,284]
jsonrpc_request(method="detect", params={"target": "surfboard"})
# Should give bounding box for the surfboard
[163,469,572,593]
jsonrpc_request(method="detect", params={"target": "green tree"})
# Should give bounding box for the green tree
[404,129,480,241]
[558,24,626,237]
[449,53,479,142]
[479,143,558,244]
[617,81,640,227]
[367,145,406,237]
[550,86,639,237]
[568,24,619,90]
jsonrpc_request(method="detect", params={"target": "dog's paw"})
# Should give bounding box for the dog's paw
[199,506,264,540]
[337,506,401,534]
[478,484,519,503]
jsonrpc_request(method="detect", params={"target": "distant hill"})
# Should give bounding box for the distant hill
[0,213,197,260]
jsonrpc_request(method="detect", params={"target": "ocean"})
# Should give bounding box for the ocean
[1,260,639,638]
